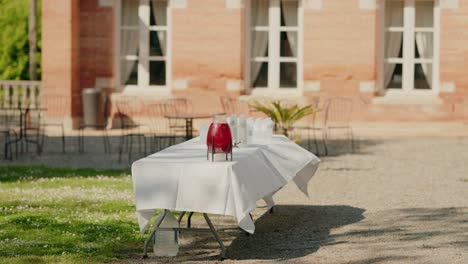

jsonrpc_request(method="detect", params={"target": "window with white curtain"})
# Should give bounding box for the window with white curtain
[384,0,438,92]
[119,0,169,89]
[249,0,302,91]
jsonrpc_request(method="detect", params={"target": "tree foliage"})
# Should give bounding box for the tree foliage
[0,0,41,80]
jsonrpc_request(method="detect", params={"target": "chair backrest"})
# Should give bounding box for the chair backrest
[323,97,353,128]
[114,96,142,129]
[0,108,20,130]
[40,94,70,119]
[220,96,249,115]
[166,98,192,116]
[220,96,232,114]
[144,101,170,134]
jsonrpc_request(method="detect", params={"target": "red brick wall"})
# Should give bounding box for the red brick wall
[41,0,80,118]
[440,2,468,119]
[79,0,114,94]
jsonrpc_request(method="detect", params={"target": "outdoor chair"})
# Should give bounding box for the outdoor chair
[40,94,69,153]
[115,96,151,163]
[321,97,355,156]
[0,108,19,160]
[78,94,111,154]
[165,98,192,138]
[292,97,321,154]
[144,101,176,152]
[220,96,249,115]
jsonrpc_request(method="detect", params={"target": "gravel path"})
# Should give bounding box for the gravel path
[2,137,468,263]
[130,138,468,264]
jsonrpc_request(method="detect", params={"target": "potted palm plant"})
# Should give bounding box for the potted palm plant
[251,100,319,137]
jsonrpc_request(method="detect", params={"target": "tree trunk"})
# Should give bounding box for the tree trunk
[29,0,37,80]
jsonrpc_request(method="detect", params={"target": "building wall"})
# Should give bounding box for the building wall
[41,0,468,125]
[42,0,80,120]
[171,0,244,113]
[440,1,468,119]
[79,0,114,97]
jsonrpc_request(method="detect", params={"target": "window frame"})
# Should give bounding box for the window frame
[114,0,172,93]
[245,0,304,95]
[378,0,440,96]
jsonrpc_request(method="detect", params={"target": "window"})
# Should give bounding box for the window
[248,0,302,92]
[383,0,439,93]
[118,0,170,90]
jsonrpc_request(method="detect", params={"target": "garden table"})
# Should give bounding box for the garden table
[131,135,320,259]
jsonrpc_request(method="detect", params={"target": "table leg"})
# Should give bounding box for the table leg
[143,209,168,258]
[185,118,193,141]
[142,211,227,260]
[187,212,194,228]
[203,213,227,260]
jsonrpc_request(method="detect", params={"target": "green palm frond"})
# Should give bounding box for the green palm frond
[250,100,319,136]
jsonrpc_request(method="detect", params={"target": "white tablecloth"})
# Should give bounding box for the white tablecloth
[131,135,320,234]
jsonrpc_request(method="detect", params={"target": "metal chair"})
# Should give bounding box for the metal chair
[292,97,321,154]
[115,96,151,163]
[166,98,192,137]
[144,101,176,152]
[0,108,19,160]
[322,97,355,156]
[40,94,69,153]
[220,96,249,115]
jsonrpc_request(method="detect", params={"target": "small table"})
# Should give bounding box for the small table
[1,107,46,159]
[164,113,212,141]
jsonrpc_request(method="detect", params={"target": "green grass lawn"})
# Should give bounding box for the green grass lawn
[0,166,146,264]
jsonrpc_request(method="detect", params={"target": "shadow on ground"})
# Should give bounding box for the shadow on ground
[136,206,468,263]
[226,205,365,260]
[298,138,381,157]
[0,134,186,169]
[315,207,468,264]
[137,205,365,262]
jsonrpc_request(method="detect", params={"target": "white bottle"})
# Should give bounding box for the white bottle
[153,211,179,257]
[227,115,238,143]
[264,118,274,144]
[237,115,247,145]
[246,118,255,144]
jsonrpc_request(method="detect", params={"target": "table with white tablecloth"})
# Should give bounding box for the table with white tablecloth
[131,135,320,258]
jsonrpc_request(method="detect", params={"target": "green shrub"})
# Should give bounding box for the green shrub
[0,0,41,80]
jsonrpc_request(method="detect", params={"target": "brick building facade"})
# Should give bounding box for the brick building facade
[41,0,468,127]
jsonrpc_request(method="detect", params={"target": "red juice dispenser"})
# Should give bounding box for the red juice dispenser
[207,114,233,161]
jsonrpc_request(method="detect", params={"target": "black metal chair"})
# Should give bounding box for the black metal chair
[0,108,19,160]
[322,97,355,156]
[145,101,176,152]
[165,98,192,138]
[40,94,69,153]
[115,96,151,163]
[292,97,321,154]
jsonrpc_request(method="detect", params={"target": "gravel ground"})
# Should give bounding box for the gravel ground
[2,136,468,263]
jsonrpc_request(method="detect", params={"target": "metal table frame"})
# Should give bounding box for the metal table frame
[142,208,273,260]
[143,209,241,260]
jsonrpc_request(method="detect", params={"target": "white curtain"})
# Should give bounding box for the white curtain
[415,3,434,88]
[121,0,139,85]
[251,0,269,84]
[384,4,403,88]
[281,0,297,57]
[151,0,167,55]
